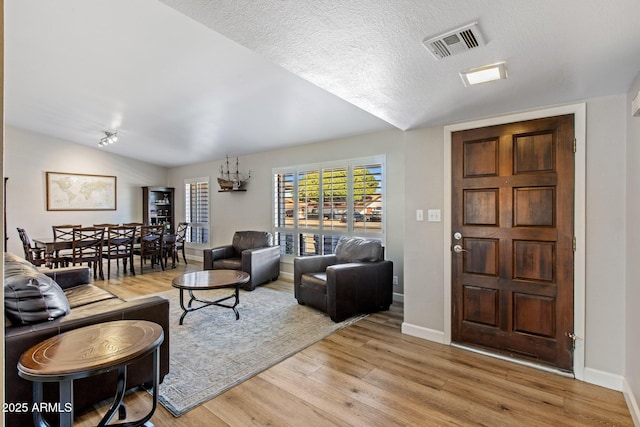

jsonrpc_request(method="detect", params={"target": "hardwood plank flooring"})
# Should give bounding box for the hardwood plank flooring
[74,259,633,426]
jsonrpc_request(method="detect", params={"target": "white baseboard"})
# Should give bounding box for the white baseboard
[279,271,293,281]
[623,378,640,427]
[393,292,404,303]
[584,367,624,391]
[401,322,445,343]
[185,253,203,263]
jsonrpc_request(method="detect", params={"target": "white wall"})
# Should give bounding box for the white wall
[625,72,640,424]
[4,126,168,255]
[168,129,406,290]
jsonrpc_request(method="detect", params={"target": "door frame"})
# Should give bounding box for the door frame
[443,103,586,380]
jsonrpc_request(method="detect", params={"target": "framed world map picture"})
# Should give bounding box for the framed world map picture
[46,172,117,211]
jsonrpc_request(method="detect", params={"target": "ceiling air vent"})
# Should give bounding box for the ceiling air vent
[423,22,485,60]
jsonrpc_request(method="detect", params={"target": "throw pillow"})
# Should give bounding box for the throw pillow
[4,271,71,325]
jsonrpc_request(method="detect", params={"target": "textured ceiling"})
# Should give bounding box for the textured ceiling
[6,0,640,167]
[161,0,640,130]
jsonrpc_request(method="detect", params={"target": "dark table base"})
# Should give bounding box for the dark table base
[177,285,240,325]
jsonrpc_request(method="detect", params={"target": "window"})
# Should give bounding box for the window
[273,156,385,256]
[185,178,209,244]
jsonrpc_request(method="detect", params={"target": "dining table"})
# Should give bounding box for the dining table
[33,233,179,270]
[32,237,72,268]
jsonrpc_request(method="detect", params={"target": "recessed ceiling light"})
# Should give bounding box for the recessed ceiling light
[460,62,508,86]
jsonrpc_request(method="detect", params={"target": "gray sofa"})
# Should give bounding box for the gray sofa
[4,252,170,426]
[203,231,280,291]
[294,237,393,322]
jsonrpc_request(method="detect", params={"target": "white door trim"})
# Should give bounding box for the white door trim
[443,103,586,380]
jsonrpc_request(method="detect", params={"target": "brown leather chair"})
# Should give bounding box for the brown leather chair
[203,231,280,291]
[294,236,393,322]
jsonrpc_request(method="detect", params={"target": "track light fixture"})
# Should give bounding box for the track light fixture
[98,131,118,147]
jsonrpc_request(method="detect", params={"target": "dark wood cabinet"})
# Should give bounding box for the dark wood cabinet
[142,186,175,234]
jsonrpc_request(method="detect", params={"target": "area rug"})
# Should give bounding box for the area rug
[152,284,366,416]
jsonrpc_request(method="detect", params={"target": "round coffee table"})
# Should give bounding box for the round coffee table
[17,320,164,427]
[172,270,250,325]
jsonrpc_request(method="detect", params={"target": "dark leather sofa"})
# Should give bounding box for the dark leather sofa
[203,231,280,291]
[294,236,393,322]
[3,252,170,426]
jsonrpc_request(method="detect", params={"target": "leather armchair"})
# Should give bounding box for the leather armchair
[294,236,393,322]
[203,231,281,291]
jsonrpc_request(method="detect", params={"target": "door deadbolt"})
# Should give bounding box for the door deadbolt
[453,232,462,240]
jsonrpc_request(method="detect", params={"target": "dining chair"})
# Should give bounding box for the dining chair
[174,222,189,264]
[94,223,118,229]
[53,224,81,241]
[122,222,144,228]
[122,222,144,236]
[71,227,105,280]
[134,224,165,274]
[93,224,121,269]
[16,227,46,267]
[52,224,81,261]
[101,225,137,279]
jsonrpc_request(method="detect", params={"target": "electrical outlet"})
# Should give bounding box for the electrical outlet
[392,276,398,285]
[427,209,441,222]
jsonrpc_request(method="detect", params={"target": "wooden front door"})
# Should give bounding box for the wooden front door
[451,114,575,371]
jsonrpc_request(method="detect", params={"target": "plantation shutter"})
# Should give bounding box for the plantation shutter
[185,179,209,244]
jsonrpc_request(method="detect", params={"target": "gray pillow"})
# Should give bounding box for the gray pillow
[4,271,70,325]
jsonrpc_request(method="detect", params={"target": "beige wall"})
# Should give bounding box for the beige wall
[4,126,168,255]
[168,128,407,291]
[402,96,629,390]
[585,95,627,374]
[4,91,638,415]
[625,71,640,423]
[402,126,446,332]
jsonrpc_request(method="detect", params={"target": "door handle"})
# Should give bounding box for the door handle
[453,244,468,253]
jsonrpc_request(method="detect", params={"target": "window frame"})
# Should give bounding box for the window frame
[184,176,210,246]
[273,155,386,259]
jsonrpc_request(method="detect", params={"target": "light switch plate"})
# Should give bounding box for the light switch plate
[427,209,441,222]
[416,209,424,221]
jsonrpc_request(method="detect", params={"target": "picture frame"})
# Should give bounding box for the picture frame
[46,172,117,211]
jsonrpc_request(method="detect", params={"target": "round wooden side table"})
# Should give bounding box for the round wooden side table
[18,320,164,427]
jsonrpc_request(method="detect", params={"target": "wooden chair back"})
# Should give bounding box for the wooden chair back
[16,227,45,266]
[94,223,118,229]
[123,222,144,236]
[72,227,104,279]
[174,222,189,264]
[52,224,81,241]
[135,224,165,273]
[102,225,137,279]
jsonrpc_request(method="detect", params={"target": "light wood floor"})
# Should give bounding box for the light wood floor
[75,260,633,426]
